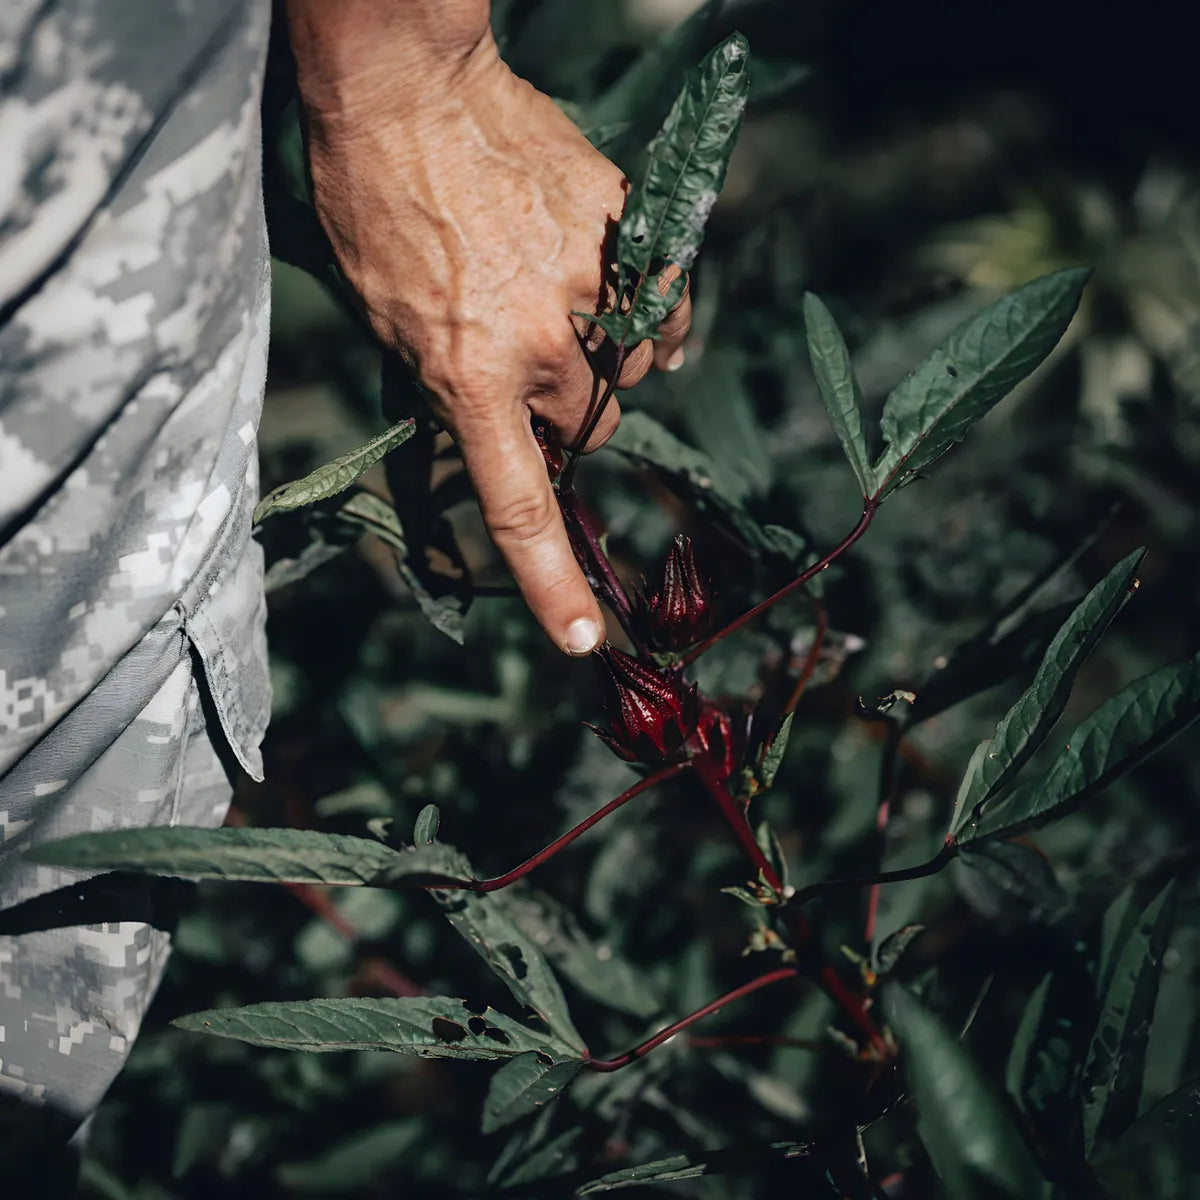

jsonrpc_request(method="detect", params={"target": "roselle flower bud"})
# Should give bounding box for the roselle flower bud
[590,645,699,764]
[636,535,714,650]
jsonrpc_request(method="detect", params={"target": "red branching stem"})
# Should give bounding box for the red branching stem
[692,755,784,896]
[467,762,689,892]
[584,967,800,1072]
[781,598,828,719]
[818,964,887,1053]
[680,502,878,668]
[560,345,626,491]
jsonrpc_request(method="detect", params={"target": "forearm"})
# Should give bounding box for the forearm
[284,0,494,120]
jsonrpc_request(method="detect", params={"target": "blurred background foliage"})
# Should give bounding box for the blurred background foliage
[81,0,1199,1195]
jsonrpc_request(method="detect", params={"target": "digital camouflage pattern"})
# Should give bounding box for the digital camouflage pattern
[0,0,272,1126]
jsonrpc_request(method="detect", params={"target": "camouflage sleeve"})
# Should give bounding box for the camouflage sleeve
[1,0,274,1141]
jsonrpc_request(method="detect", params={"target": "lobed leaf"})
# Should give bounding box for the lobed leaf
[1081,883,1177,1155]
[481,1052,584,1134]
[803,293,875,496]
[884,985,1044,1199]
[961,651,1200,844]
[949,549,1145,839]
[172,996,561,1060]
[872,268,1089,498]
[254,419,416,523]
[592,34,749,347]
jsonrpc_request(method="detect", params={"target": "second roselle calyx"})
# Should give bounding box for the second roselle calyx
[590,644,700,765]
[635,535,715,651]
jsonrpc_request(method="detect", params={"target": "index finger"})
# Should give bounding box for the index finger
[456,409,605,657]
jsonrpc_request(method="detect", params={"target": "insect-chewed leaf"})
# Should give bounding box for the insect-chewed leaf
[803,293,875,497]
[481,1052,584,1134]
[949,549,1145,839]
[872,268,1088,498]
[594,33,749,348]
[1081,883,1177,1156]
[961,651,1200,845]
[253,418,416,523]
[26,826,407,886]
[884,985,1044,1199]
[172,996,559,1060]
[1091,1073,1200,1196]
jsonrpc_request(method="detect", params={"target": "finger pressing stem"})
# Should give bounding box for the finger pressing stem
[560,344,626,492]
[584,967,801,1072]
[458,762,689,893]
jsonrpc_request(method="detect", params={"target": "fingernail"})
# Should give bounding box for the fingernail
[666,347,686,372]
[564,618,603,656]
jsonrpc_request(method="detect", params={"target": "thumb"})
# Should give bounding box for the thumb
[457,411,605,656]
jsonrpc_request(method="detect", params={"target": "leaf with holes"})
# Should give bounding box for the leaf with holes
[872,268,1088,499]
[949,549,1144,839]
[481,1052,584,1134]
[589,34,749,348]
[254,419,416,523]
[172,996,562,1060]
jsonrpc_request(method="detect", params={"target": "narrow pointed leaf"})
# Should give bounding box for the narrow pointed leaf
[594,33,749,348]
[1081,883,1177,1155]
[1091,1074,1200,1197]
[172,996,559,1060]
[27,826,407,886]
[949,549,1145,838]
[254,418,416,523]
[960,651,1200,844]
[574,1142,814,1195]
[803,293,875,496]
[481,1052,584,1134]
[872,268,1088,498]
[884,985,1043,1199]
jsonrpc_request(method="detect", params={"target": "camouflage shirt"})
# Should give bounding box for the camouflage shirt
[0,1,273,809]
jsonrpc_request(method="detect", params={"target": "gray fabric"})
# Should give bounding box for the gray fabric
[0,0,273,1123]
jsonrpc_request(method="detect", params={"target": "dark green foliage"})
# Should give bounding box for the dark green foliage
[27,4,1199,1198]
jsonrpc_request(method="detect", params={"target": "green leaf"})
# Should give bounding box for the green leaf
[884,985,1044,1199]
[1091,1074,1200,1198]
[961,652,1200,844]
[172,996,558,1059]
[754,820,789,892]
[26,826,407,886]
[254,419,416,523]
[481,1052,584,1134]
[574,1143,814,1195]
[413,804,440,847]
[274,1120,423,1193]
[593,33,749,347]
[872,268,1089,498]
[424,847,585,1053]
[949,549,1145,839]
[757,712,794,792]
[1081,883,1177,1155]
[872,924,925,977]
[803,293,875,496]
[608,412,808,566]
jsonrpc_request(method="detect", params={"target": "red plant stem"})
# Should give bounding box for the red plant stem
[680,501,878,668]
[781,598,828,719]
[864,723,902,945]
[466,762,689,892]
[818,963,886,1053]
[691,756,784,895]
[584,967,800,1071]
[560,345,626,492]
[688,1033,824,1052]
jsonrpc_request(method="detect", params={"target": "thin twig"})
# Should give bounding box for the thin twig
[864,722,903,945]
[584,967,801,1071]
[790,844,958,911]
[781,598,828,719]
[560,344,627,491]
[681,502,878,668]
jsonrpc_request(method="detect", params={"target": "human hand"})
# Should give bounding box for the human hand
[290,20,690,655]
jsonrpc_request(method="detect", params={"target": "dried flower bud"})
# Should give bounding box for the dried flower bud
[635,535,714,650]
[589,644,699,764]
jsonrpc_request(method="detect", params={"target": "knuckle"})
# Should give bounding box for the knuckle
[487,489,558,544]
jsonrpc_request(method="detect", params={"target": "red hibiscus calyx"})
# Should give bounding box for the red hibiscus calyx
[635,535,715,651]
[590,644,700,764]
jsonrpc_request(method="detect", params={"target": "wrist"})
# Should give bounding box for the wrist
[286,0,498,128]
